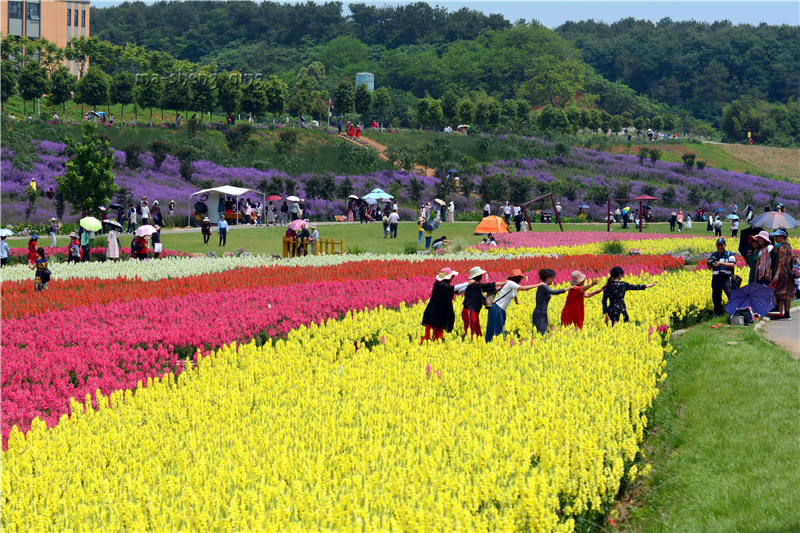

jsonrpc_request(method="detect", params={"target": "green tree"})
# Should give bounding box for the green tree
[161,72,192,121]
[416,98,430,130]
[633,117,647,132]
[135,71,163,126]
[609,115,624,134]
[288,77,318,118]
[479,174,508,203]
[486,98,501,128]
[458,99,475,125]
[440,90,459,125]
[49,65,76,121]
[55,123,117,214]
[191,69,217,124]
[536,105,569,132]
[509,175,534,204]
[333,78,354,116]
[651,115,665,132]
[427,99,444,128]
[588,109,602,133]
[649,148,662,166]
[148,139,173,170]
[1,60,17,104]
[354,83,373,122]
[474,100,489,131]
[240,78,269,120]
[17,61,48,117]
[372,87,392,130]
[681,152,696,170]
[111,71,136,123]
[519,54,587,108]
[565,106,582,134]
[264,75,289,123]
[217,71,242,116]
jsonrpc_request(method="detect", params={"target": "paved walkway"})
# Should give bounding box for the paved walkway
[759,304,800,358]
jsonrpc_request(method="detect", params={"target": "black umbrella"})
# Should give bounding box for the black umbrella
[421,220,439,232]
[738,225,760,257]
[194,201,208,214]
[108,203,124,210]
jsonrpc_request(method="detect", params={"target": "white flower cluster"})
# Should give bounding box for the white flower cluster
[0,250,557,283]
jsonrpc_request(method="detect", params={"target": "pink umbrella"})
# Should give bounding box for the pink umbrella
[288,219,308,232]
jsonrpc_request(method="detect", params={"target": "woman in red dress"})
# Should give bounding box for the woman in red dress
[27,235,39,265]
[560,270,603,330]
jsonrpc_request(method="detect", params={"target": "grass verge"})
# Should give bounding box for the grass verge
[613,318,800,532]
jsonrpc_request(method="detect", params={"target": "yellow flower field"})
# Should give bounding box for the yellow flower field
[2,270,716,533]
[479,236,715,257]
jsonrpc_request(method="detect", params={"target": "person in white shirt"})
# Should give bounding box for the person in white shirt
[731,218,739,238]
[555,202,562,224]
[503,202,512,226]
[388,210,400,238]
[485,269,543,342]
[483,203,491,218]
[141,202,150,226]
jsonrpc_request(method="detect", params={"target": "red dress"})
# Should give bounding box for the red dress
[560,286,585,329]
[27,241,37,264]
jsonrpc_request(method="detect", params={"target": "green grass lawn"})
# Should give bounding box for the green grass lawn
[616,320,800,532]
[23,220,755,258]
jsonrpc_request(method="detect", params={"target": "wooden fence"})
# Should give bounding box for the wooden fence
[282,237,344,258]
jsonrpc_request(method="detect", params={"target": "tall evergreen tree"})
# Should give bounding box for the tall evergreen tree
[76,66,110,112]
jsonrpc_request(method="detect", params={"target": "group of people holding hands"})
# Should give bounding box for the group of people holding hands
[420,264,657,343]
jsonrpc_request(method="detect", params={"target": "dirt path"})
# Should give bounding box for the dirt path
[339,133,436,177]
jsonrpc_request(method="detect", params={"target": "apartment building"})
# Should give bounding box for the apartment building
[2,0,90,76]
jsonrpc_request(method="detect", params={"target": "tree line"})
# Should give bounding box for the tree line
[555,17,800,126]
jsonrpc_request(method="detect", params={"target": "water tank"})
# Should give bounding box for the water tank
[355,72,375,92]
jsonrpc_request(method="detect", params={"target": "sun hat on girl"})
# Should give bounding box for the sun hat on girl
[570,271,587,285]
[468,266,487,279]
[436,267,458,281]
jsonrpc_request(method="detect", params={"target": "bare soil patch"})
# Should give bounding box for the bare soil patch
[715,144,800,181]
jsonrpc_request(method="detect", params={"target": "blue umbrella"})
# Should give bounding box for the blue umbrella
[578,204,590,209]
[725,283,775,318]
[726,214,739,220]
[362,188,394,200]
[713,207,726,213]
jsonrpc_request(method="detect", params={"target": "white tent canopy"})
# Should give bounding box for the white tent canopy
[189,186,264,225]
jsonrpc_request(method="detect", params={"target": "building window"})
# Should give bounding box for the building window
[26,2,40,21]
[75,8,79,26]
[67,8,72,26]
[81,10,85,27]
[8,2,23,19]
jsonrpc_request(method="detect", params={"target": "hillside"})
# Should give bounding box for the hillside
[3,122,798,230]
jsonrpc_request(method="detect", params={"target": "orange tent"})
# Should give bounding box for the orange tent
[474,215,508,235]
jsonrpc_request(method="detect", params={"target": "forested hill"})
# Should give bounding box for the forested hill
[555,18,800,123]
[86,1,799,133]
[90,1,510,62]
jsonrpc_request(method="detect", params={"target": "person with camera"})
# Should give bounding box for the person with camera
[708,237,736,316]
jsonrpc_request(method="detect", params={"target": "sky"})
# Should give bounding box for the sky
[91,1,800,28]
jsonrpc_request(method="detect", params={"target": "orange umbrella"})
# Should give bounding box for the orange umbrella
[474,215,508,235]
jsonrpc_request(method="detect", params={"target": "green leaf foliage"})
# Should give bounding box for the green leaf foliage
[55,123,118,215]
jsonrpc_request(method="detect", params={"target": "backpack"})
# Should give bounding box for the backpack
[69,243,81,259]
[131,239,143,254]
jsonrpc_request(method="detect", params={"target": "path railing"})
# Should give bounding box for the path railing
[282,237,344,258]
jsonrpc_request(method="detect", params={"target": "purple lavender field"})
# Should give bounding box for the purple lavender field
[2,140,798,226]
